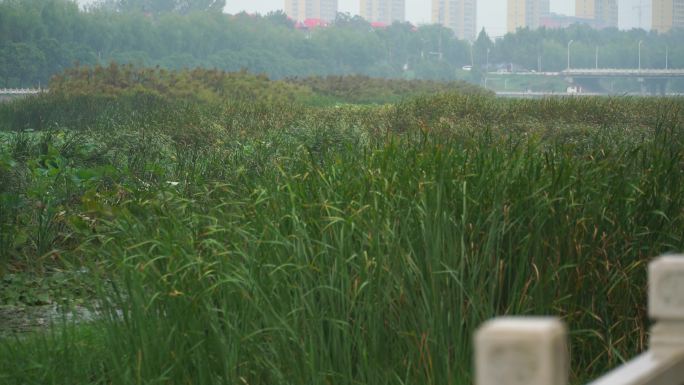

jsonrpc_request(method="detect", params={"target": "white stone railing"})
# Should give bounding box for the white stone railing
[474,255,684,385]
[0,88,46,95]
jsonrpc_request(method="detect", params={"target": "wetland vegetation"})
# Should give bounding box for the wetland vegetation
[0,68,683,384]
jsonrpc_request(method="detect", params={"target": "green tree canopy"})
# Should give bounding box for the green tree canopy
[0,0,683,90]
[97,0,225,14]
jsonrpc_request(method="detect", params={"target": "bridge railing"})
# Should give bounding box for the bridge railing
[487,69,684,78]
[0,88,46,95]
[474,255,684,385]
[562,69,684,76]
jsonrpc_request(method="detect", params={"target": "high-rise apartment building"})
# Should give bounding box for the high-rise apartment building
[432,0,477,41]
[360,0,405,24]
[285,0,338,22]
[652,0,684,33]
[576,0,618,28]
[507,0,550,32]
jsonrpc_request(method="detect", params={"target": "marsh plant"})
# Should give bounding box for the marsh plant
[0,91,682,385]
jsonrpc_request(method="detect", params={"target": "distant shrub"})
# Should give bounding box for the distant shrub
[288,75,492,105]
[49,64,314,105]
[47,64,492,107]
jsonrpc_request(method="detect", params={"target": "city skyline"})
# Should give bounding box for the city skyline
[223,0,651,36]
[360,0,406,24]
[576,0,619,28]
[507,0,550,32]
[285,0,339,21]
[652,0,684,32]
[432,0,477,40]
[72,0,653,36]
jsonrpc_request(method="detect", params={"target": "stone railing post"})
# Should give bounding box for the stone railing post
[648,255,684,359]
[474,317,569,385]
[474,255,684,385]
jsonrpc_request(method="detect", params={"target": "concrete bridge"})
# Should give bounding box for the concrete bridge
[489,69,684,95]
[560,69,684,79]
[496,91,684,98]
[493,69,684,78]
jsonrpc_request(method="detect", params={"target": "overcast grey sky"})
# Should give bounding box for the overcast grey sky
[223,0,650,36]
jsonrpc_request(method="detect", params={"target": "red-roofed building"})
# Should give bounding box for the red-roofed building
[294,18,330,29]
[304,18,328,27]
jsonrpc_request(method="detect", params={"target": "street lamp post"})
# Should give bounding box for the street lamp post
[538,55,542,72]
[567,40,574,70]
[638,40,643,71]
[666,46,669,70]
[595,46,599,69]
[486,48,490,72]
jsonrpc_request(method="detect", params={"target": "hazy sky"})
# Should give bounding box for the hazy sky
[223,0,651,36]
[77,0,651,36]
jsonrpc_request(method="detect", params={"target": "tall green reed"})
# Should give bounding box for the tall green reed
[0,94,682,385]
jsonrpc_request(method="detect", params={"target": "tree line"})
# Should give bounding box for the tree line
[0,0,682,88]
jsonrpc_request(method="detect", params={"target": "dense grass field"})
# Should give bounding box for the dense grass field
[0,89,683,384]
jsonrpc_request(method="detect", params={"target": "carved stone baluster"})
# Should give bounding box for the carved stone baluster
[649,255,684,360]
[475,317,569,385]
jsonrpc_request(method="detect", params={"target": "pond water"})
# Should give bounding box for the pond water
[0,304,96,337]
